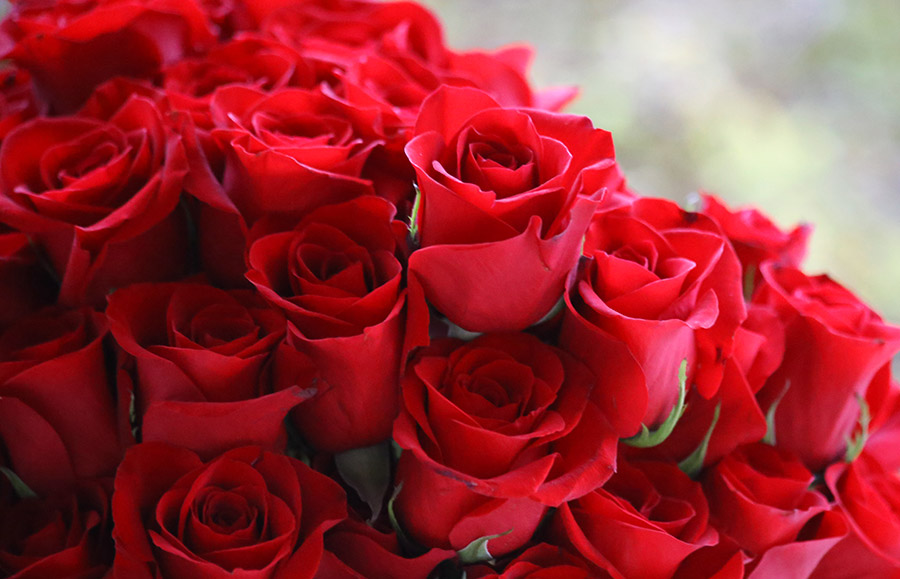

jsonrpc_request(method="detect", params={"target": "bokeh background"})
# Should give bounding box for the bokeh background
[421,0,900,330]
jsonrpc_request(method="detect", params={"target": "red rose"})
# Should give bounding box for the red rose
[553,459,718,579]
[393,333,617,557]
[0,95,191,307]
[466,543,593,579]
[106,281,308,458]
[701,194,811,294]
[0,480,112,578]
[754,263,900,470]
[405,86,623,343]
[247,196,407,452]
[317,517,455,579]
[112,443,346,578]
[561,196,746,437]
[0,307,122,496]
[0,232,57,327]
[208,85,382,224]
[705,443,830,556]
[817,453,900,575]
[1,0,215,113]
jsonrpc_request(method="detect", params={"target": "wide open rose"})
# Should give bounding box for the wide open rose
[754,263,900,470]
[0,95,190,307]
[560,196,746,436]
[247,196,407,452]
[106,282,307,458]
[393,332,617,557]
[1,0,215,113]
[404,86,624,342]
[112,444,346,578]
[0,307,122,496]
[552,459,718,579]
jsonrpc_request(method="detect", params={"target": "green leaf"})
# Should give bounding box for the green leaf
[624,359,688,448]
[762,380,791,446]
[335,442,391,523]
[456,529,513,565]
[743,264,757,301]
[408,183,423,247]
[0,466,37,499]
[678,402,722,478]
[844,393,871,463]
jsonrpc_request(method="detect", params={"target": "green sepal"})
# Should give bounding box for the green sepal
[624,359,688,448]
[334,442,391,524]
[844,393,871,463]
[0,467,37,499]
[762,380,791,446]
[456,529,513,565]
[678,402,722,478]
[408,183,423,248]
[743,264,757,301]
[387,483,426,557]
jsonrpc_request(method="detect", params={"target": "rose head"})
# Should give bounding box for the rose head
[393,332,616,557]
[112,444,346,579]
[106,282,308,459]
[561,196,746,436]
[553,459,718,579]
[755,263,900,470]
[404,86,624,342]
[247,196,407,452]
[0,95,191,306]
[0,481,112,578]
[0,307,122,496]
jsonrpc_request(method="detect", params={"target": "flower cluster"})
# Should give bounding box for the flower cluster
[0,1,898,577]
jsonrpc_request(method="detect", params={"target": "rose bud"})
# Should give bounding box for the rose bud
[1,0,215,113]
[404,85,625,345]
[0,95,192,307]
[247,196,407,453]
[754,263,900,470]
[0,307,122,496]
[560,196,746,438]
[112,443,346,578]
[393,332,617,558]
[552,459,718,579]
[106,281,308,459]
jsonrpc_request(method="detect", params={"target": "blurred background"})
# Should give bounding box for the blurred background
[421,0,900,328]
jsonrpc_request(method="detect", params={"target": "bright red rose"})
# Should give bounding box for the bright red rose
[701,194,811,295]
[561,196,746,437]
[106,281,308,458]
[817,452,900,575]
[0,232,57,327]
[466,543,593,579]
[754,263,900,470]
[553,459,718,579]
[112,444,346,578]
[393,333,617,557]
[317,517,455,579]
[404,86,624,342]
[208,85,382,224]
[0,307,123,496]
[0,480,112,579]
[0,95,191,307]
[705,443,830,556]
[1,0,215,113]
[247,196,407,452]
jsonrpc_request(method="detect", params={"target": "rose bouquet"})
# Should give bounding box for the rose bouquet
[0,1,898,578]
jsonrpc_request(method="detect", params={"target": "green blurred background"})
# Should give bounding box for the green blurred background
[421,0,900,329]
